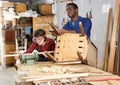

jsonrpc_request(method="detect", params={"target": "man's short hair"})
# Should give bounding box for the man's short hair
[66,3,78,9]
[33,29,46,37]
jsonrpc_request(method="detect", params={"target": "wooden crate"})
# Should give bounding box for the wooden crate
[32,16,54,35]
[15,3,27,13]
[39,4,52,15]
[54,34,98,67]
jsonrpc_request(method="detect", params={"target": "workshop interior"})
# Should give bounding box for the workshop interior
[0,0,120,85]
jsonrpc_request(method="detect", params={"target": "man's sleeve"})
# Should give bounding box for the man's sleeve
[63,22,70,30]
[82,18,92,38]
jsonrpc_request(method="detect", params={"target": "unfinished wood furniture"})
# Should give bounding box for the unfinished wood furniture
[15,62,120,85]
[53,33,97,67]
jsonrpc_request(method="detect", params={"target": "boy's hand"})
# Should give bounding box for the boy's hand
[15,56,20,60]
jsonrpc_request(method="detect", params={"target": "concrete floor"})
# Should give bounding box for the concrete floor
[0,66,17,85]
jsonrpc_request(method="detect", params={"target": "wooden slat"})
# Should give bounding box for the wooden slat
[108,0,120,73]
[103,8,113,71]
[79,22,86,36]
[25,73,90,82]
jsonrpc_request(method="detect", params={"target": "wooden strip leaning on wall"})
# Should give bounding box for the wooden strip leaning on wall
[103,8,113,71]
[108,0,120,73]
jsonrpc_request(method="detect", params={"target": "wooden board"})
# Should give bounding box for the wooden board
[103,8,113,71]
[108,0,120,73]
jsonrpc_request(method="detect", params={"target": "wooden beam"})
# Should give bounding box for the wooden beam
[108,0,120,73]
[103,8,113,71]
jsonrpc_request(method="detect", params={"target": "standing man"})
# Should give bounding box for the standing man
[52,3,92,39]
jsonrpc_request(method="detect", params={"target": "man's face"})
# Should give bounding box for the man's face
[66,5,77,18]
[35,36,44,45]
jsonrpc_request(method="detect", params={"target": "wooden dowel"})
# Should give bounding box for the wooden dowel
[48,22,60,35]
[4,51,54,57]
[79,22,86,36]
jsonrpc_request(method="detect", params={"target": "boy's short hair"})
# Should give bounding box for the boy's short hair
[33,29,46,37]
[66,3,78,9]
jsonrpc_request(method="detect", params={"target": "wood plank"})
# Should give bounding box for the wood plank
[24,73,89,81]
[108,0,120,73]
[108,80,120,85]
[103,8,113,71]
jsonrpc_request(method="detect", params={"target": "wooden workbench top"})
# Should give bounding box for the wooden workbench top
[16,62,120,85]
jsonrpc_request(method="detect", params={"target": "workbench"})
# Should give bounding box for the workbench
[15,62,120,85]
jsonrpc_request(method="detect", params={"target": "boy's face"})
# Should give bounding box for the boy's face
[35,36,44,45]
